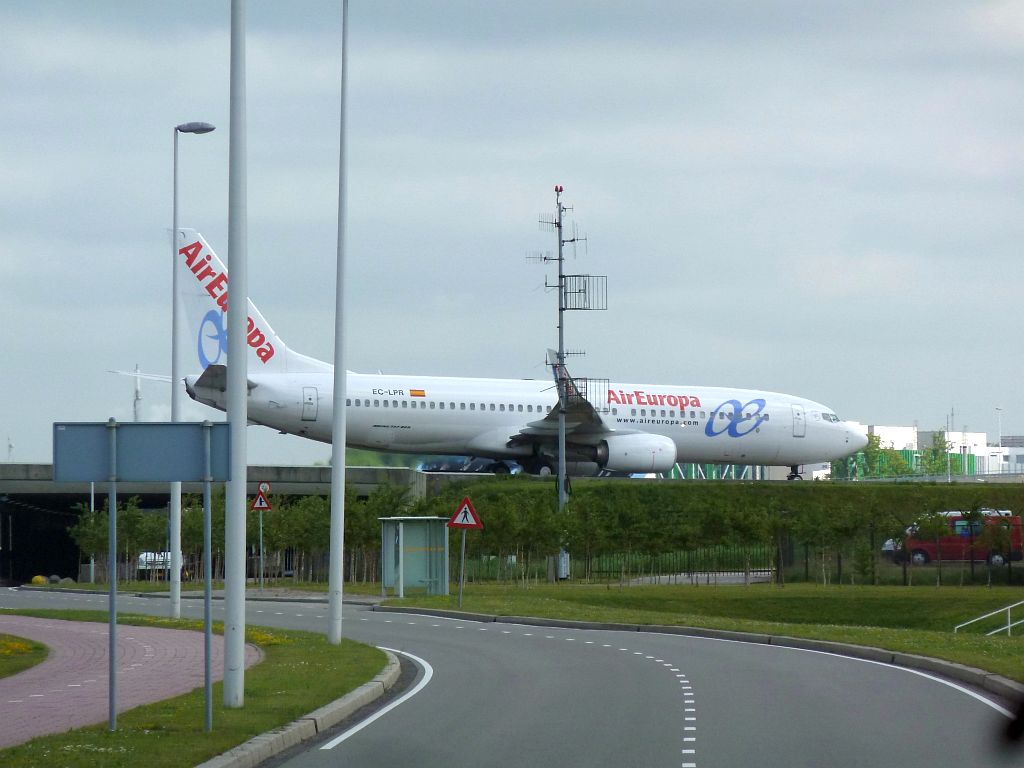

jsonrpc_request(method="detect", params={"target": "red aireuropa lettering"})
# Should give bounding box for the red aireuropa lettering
[180,241,275,364]
[607,388,702,409]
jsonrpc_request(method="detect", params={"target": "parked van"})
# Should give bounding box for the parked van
[886,510,1022,566]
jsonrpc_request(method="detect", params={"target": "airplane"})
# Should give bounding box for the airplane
[176,229,867,479]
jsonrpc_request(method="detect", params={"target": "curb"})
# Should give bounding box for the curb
[195,652,402,768]
[374,605,1021,703]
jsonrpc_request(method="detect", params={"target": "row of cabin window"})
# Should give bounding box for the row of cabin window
[346,398,554,414]
[609,407,770,422]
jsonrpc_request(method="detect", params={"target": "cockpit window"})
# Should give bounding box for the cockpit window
[823,413,840,423]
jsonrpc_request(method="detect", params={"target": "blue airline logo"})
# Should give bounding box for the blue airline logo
[197,309,228,369]
[705,398,767,438]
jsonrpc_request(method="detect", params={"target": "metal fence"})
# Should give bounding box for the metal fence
[455,544,778,584]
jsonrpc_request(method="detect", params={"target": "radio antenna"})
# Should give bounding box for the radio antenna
[531,186,608,563]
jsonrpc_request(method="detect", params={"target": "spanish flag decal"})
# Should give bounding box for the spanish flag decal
[410,389,426,397]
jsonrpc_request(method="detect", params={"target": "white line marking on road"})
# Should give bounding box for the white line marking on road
[644,627,1015,718]
[320,647,434,750]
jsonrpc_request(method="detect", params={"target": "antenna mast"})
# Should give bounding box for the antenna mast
[132,364,142,422]
[535,185,607,523]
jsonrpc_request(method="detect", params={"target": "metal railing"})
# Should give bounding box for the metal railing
[954,600,1024,636]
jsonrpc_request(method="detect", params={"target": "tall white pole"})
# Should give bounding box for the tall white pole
[555,187,567,513]
[170,120,214,619]
[171,128,182,619]
[224,0,248,707]
[327,0,349,645]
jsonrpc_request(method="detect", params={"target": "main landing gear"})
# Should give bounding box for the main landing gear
[787,465,804,481]
[521,458,554,476]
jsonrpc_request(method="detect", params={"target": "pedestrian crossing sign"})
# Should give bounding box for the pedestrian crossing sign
[447,496,483,529]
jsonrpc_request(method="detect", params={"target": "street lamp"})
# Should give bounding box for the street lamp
[171,121,215,620]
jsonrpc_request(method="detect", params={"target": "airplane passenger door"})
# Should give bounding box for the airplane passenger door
[791,404,806,438]
[302,387,318,422]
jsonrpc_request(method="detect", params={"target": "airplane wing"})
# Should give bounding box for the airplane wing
[508,351,617,448]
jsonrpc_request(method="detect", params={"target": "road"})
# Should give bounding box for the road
[2,589,1018,768]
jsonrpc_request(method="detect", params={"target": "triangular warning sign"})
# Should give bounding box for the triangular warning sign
[447,496,483,529]
[251,490,272,511]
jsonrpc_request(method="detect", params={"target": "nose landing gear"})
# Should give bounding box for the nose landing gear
[787,465,804,481]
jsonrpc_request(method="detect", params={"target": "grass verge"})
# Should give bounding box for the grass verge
[0,610,386,768]
[387,582,1024,681]
[0,634,48,679]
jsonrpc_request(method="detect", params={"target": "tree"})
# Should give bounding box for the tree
[68,502,108,559]
[863,434,884,476]
[921,431,950,477]
[979,518,1013,586]
[914,509,949,586]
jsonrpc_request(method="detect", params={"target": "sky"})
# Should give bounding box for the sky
[2,1,1023,465]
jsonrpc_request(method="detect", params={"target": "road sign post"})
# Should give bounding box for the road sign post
[253,484,271,593]
[447,497,483,609]
[53,420,229,733]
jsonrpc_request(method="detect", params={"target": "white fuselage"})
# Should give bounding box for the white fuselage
[189,370,865,468]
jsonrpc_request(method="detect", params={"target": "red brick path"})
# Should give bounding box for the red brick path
[0,616,261,749]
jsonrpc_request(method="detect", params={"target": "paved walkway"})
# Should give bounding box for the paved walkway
[0,616,261,749]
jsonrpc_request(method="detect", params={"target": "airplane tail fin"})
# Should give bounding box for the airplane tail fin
[175,229,331,376]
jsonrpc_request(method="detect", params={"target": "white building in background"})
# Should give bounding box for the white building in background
[868,425,918,451]
[835,424,1023,477]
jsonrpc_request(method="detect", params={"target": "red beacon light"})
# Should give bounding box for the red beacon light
[554,184,564,193]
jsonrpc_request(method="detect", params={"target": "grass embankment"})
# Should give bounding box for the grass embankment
[388,582,1024,681]
[0,634,47,678]
[0,610,385,768]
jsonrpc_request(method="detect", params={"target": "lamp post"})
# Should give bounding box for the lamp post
[996,406,1004,475]
[171,121,215,619]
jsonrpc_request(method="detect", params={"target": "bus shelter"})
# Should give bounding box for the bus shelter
[380,516,449,597]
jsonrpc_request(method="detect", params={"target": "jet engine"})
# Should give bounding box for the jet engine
[594,434,677,474]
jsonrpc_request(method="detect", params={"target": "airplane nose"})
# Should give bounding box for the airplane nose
[847,424,868,452]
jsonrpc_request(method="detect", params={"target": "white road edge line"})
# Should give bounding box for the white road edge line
[646,630,1015,719]
[320,647,434,750]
